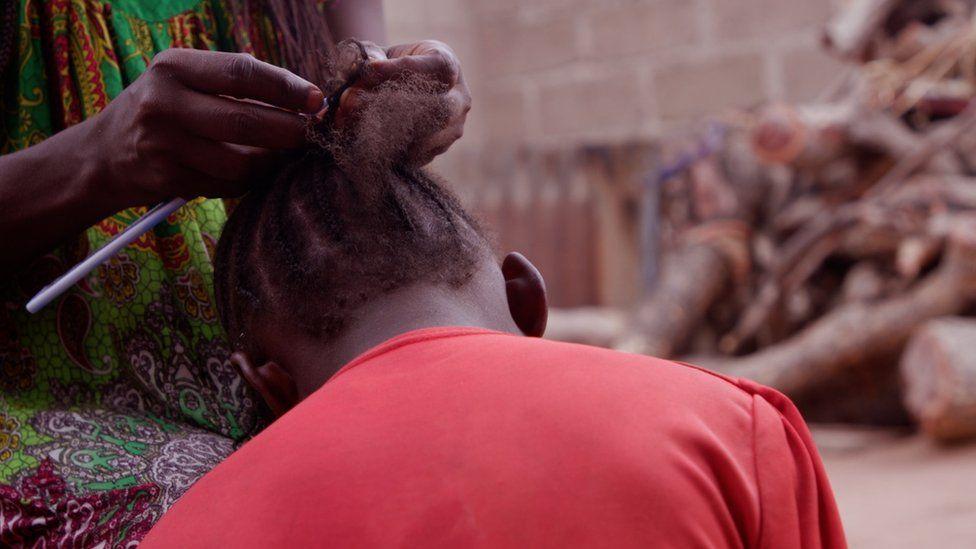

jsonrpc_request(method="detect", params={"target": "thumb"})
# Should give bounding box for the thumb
[358,53,456,89]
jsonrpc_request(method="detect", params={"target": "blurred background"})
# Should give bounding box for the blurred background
[384,0,976,546]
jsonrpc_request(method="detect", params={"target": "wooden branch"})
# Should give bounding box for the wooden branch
[620,241,730,358]
[720,209,861,353]
[545,308,626,348]
[896,236,943,279]
[841,262,887,303]
[623,220,752,358]
[866,101,976,198]
[887,19,968,63]
[901,317,976,442]
[823,0,900,61]
[699,230,976,397]
[751,103,962,173]
[724,106,976,352]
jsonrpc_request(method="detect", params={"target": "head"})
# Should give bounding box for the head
[214,150,548,417]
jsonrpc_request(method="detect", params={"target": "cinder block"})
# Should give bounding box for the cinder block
[482,84,528,142]
[537,67,647,136]
[655,52,767,121]
[782,46,850,102]
[382,0,428,29]
[471,0,592,17]
[709,0,832,42]
[586,0,699,58]
[421,0,470,27]
[480,15,579,76]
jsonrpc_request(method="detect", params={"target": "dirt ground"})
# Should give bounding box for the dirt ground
[813,426,976,548]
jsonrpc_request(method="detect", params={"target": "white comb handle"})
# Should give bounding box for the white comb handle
[26,197,187,314]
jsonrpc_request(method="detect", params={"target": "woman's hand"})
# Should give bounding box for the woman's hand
[0,49,324,266]
[337,40,471,165]
[89,49,324,206]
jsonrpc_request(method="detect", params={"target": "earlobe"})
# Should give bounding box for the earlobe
[502,252,548,338]
[230,351,300,418]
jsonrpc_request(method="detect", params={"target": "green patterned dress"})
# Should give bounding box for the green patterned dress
[0,1,283,545]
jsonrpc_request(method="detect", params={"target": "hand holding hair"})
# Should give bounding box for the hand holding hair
[89,49,324,208]
[0,48,324,269]
[334,40,471,165]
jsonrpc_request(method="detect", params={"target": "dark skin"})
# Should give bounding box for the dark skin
[0,0,471,269]
[232,252,548,417]
[338,40,472,165]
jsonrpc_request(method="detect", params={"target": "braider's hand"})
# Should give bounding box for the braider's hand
[336,40,471,165]
[89,49,324,206]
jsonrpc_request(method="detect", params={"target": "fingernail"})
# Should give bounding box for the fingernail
[307,88,325,112]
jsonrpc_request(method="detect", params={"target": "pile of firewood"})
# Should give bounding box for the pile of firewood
[622,0,976,440]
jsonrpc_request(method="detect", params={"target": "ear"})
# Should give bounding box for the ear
[502,252,548,338]
[231,351,300,418]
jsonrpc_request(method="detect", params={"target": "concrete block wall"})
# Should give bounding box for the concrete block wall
[385,0,847,154]
[382,0,848,306]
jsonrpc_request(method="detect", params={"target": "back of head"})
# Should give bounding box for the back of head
[214,61,489,349]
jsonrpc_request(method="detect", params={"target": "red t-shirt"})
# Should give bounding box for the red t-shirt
[142,327,846,548]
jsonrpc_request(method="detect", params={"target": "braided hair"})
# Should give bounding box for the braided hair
[214,149,488,348]
[213,68,487,349]
[228,0,339,86]
[214,12,486,349]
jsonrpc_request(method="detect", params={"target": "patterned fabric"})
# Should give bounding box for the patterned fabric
[0,1,284,545]
[0,0,16,77]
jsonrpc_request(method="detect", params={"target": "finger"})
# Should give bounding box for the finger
[409,89,469,166]
[333,87,367,128]
[152,49,324,113]
[176,136,277,183]
[177,93,309,149]
[358,49,458,89]
[358,41,388,62]
[411,123,462,166]
[335,69,468,124]
[167,164,254,199]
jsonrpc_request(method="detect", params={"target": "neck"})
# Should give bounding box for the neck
[282,283,520,398]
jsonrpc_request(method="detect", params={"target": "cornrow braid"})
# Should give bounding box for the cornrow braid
[214,149,488,350]
[213,32,482,350]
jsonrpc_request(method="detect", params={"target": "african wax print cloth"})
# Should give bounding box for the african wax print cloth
[0,1,291,545]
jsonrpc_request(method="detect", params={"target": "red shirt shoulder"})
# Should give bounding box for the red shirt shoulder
[142,328,845,549]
